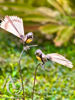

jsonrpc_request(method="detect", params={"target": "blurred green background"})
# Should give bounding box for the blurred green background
[0,0,75,100]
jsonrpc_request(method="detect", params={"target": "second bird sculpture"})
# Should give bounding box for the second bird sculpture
[35,49,73,68]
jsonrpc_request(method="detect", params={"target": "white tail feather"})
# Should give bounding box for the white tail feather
[46,53,73,68]
[0,16,24,38]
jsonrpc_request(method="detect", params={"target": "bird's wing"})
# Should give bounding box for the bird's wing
[0,16,24,38]
[46,53,73,68]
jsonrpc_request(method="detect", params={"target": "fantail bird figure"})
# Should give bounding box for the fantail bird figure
[35,49,73,68]
[0,16,33,44]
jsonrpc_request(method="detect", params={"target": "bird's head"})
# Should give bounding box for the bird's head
[35,49,43,61]
[25,32,33,44]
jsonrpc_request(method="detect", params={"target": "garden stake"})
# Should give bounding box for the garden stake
[34,49,73,100]
[32,63,41,100]
[0,16,35,100]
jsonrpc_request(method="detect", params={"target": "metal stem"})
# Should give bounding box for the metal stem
[32,63,41,100]
[18,48,25,100]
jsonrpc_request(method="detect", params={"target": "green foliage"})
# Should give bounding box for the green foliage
[0,0,75,46]
[0,32,75,99]
[39,24,64,34]
[0,0,75,100]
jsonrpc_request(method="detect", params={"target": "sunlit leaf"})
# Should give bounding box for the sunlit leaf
[54,26,74,46]
[39,24,65,34]
[56,0,72,14]
[0,3,35,11]
[36,7,59,17]
[47,0,65,15]
[23,14,57,23]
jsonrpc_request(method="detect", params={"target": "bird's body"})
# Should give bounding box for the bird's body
[35,49,47,64]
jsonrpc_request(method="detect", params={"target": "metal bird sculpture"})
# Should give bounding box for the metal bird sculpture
[0,16,33,44]
[35,49,73,68]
